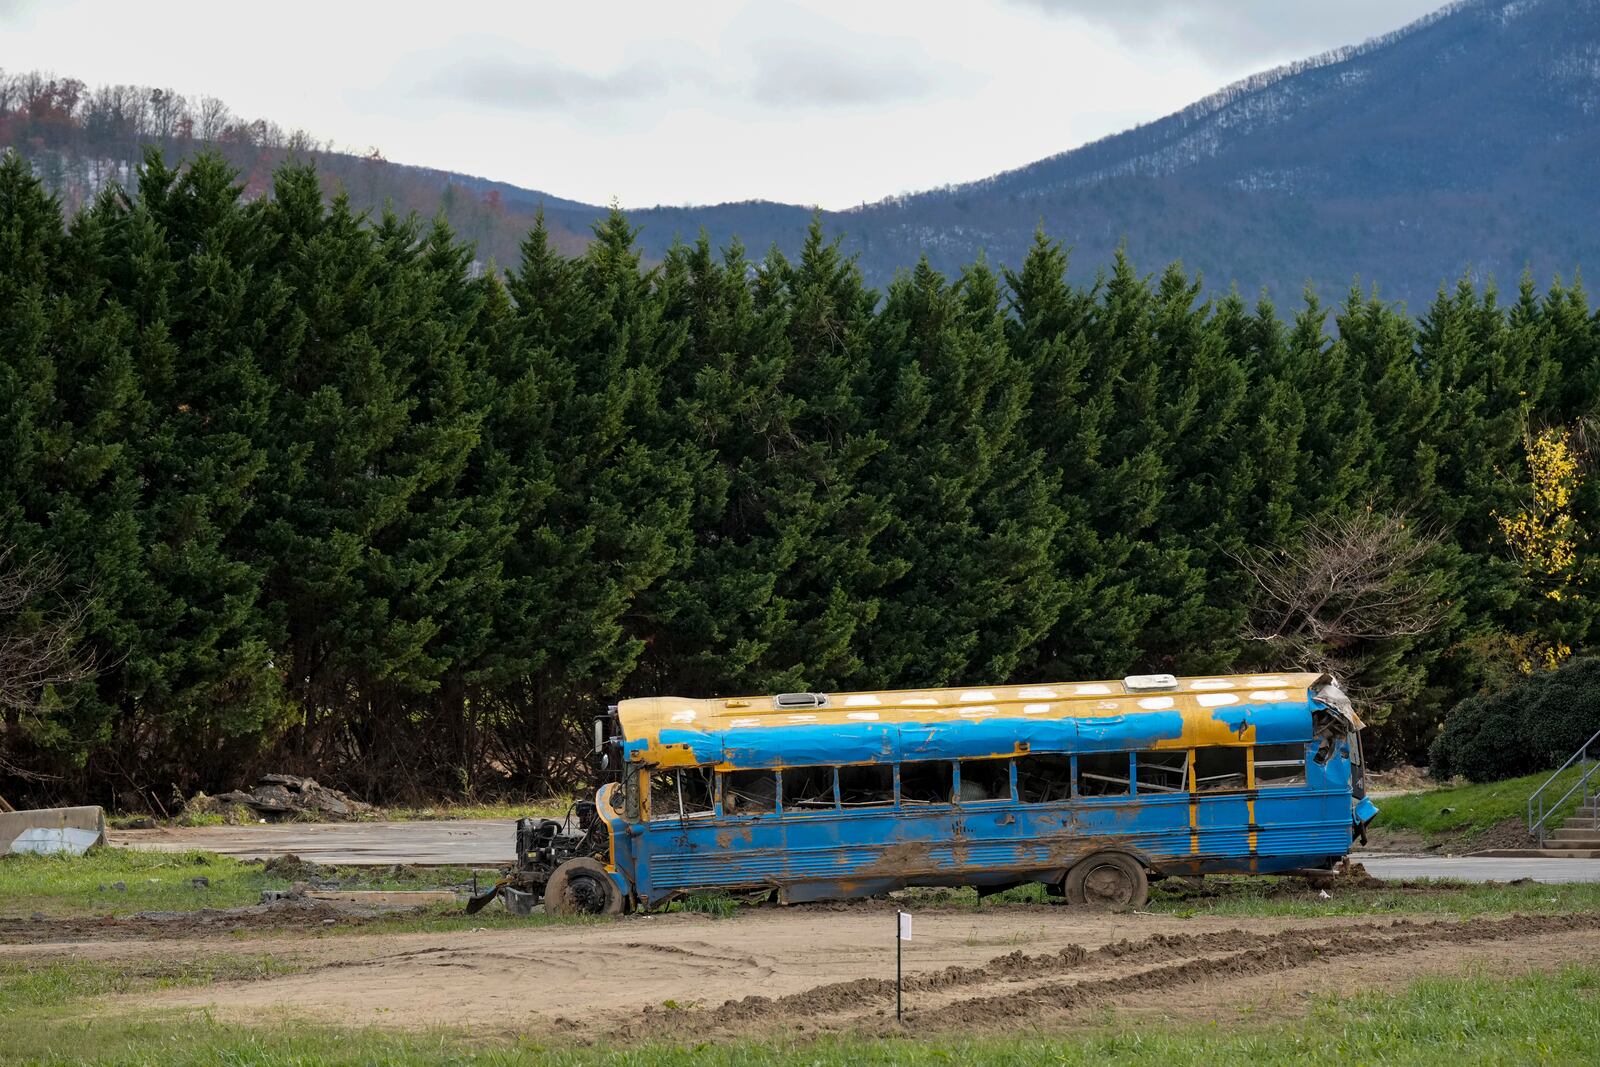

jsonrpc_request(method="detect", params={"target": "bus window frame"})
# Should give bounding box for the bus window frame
[896,759,955,809]
[1075,751,1134,799]
[1132,750,1189,797]
[720,768,779,818]
[838,763,896,811]
[779,766,841,815]
[1016,752,1075,805]
[1251,742,1309,788]
[1192,745,1249,794]
[955,757,1016,805]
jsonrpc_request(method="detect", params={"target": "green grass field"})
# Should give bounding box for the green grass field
[1,964,1596,1065]
[5,839,1600,1064]
[0,847,482,918]
[889,876,1600,918]
[1375,766,1586,842]
[7,843,1600,928]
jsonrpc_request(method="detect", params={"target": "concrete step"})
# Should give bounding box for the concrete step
[1544,834,1600,848]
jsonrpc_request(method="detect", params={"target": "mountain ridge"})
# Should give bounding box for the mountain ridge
[4,0,1595,305]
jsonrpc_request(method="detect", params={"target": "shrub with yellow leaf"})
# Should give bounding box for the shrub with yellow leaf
[1495,427,1584,605]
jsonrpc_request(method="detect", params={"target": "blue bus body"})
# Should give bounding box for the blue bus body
[579,673,1374,909]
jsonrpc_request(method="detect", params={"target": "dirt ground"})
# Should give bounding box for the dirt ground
[7,898,1600,1043]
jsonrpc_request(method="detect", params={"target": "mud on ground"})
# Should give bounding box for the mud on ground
[5,878,1598,1045]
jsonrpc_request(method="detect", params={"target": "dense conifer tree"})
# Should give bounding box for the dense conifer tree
[1,149,1596,799]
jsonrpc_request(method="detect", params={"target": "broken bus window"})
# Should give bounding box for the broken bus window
[899,760,953,805]
[1017,754,1074,803]
[1254,743,1307,787]
[781,766,838,813]
[838,764,895,808]
[723,769,777,815]
[959,758,1012,802]
[1194,746,1248,792]
[1077,752,1132,797]
[649,768,717,820]
[1133,751,1188,794]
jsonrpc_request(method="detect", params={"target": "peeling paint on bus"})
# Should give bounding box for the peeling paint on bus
[598,673,1371,909]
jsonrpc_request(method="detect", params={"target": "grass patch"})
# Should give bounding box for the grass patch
[1376,765,1587,840]
[1,963,1597,1064]
[899,875,1600,919]
[0,848,278,917]
[342,904,606,936]
[1145,875,1600,918]
[663,892,740,918]
[0,955,301,1011]
[0,847,483,919]
[370,799,575,822]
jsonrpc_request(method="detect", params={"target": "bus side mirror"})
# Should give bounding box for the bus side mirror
[594,720,606,755]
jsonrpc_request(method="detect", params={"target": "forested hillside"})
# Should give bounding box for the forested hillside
[1,152,1593,808]
[6,0,1597,310]
[0,66,595,267]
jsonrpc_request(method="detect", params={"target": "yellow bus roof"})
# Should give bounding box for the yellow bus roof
[618,672,1329,766]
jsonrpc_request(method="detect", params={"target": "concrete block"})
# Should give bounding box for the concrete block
[0,806,106,856]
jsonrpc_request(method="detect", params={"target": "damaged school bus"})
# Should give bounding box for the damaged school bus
[476,672,1378,914]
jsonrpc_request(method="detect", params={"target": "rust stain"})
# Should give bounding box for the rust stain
[853,842,937,877]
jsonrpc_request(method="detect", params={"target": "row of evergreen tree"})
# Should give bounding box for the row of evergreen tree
[1,151,1594,807]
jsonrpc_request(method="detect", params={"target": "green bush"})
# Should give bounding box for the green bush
[1430,659,1600,782]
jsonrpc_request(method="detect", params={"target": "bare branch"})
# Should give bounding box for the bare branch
[0,543,97,718]
[1231,511,1448,715]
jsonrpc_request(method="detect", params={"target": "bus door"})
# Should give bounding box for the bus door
[1070,751,1134,848]
[1130,749,1192,857]
[1191,745,1251,862]
[634,766,722,902]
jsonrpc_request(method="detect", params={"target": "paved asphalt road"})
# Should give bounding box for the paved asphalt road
[1353,855,1600,883]
[111,819,520,867]
[108,820,1600,883]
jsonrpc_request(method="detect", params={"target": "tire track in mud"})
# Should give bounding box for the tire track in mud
[923,913,1600,1027]
[615,912,1600,1038]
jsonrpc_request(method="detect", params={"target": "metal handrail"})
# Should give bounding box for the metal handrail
[1527,727,1600,847]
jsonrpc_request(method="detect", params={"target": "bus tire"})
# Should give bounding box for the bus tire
[1065,852,1148,909]
[543,857,624,916]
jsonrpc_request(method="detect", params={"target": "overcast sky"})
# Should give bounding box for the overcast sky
[0,0,1446,209]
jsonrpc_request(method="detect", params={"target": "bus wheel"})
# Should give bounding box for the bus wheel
[1065,853,1148,909]
[543,858,624,916]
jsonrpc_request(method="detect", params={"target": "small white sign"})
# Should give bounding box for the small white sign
[898,911,912,941]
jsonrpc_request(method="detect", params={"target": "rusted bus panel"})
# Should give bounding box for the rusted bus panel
[620,770,1355,906]
[1254,818,1354,858]
[598,673,1367,907]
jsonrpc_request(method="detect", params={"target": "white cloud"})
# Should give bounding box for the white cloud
[0,0,1447,208]
[1007,0,1447,66]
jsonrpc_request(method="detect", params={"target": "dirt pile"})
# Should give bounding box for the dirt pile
[197,774,373,822]
[260,853,333,882]
[1367,764,1435,791]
